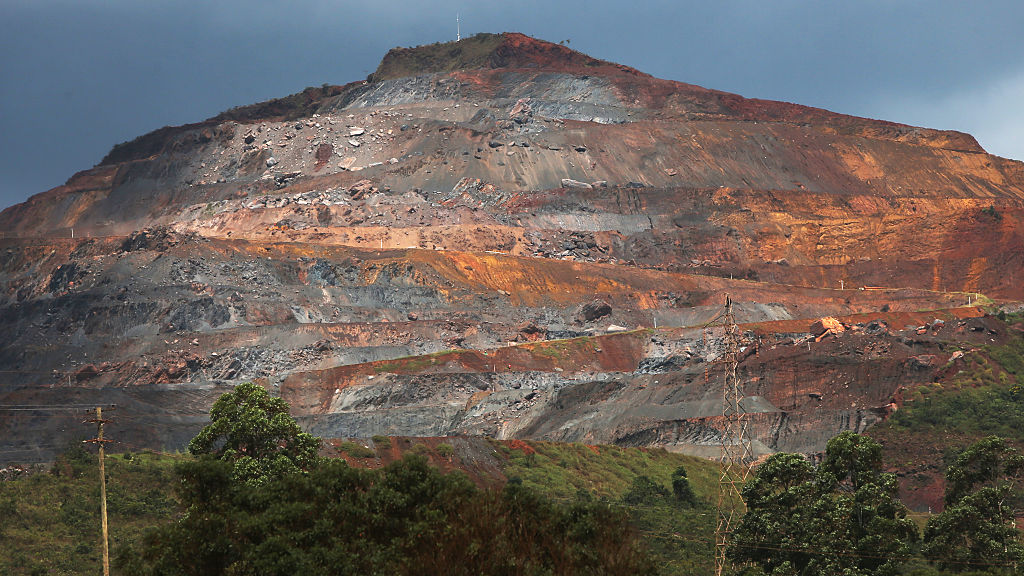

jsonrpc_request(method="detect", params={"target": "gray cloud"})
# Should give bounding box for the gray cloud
[2,0,1023,209]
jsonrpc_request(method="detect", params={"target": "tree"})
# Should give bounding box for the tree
[922,436,1024,573]
[672,465,697,505]
[729,431,918,576]
[622,475,671,505]
[187,381,321,486]
[123,384,655,575]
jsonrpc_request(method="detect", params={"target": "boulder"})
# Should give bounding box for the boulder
[909,355,937,369]
[514,321,547,342]
[348,179,375,200]
[811,317,845,339]
[578,299,612,323]
[561,178,592,189]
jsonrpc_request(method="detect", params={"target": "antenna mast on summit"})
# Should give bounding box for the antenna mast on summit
[456,13,461,41]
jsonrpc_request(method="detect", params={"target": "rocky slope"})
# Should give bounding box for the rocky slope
[1,33,1022,473]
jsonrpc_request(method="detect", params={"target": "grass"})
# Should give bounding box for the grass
[491,439,717,500]
[879,336,1024,442]
[489,439,723,575]
[336,440,376,459]
[531,339,574,360]
[0,447,183,576]
[372,349,460,374]
[2,439,723,575]
[368,33,505,83]
[868,315,1024,516]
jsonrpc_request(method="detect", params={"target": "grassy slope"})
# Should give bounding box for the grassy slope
[368,33,505,82]
[1,440,722,575]
[0,448,182,576]
[868,312,1024,510]
[491,439,721,575]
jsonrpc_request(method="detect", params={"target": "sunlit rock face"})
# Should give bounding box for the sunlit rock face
[1,32,1021,465]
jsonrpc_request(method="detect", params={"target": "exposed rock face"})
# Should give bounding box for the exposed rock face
[0,33,1022,465]
[578,300,613,323]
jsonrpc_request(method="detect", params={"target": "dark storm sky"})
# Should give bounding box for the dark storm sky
[2,1,1023,210]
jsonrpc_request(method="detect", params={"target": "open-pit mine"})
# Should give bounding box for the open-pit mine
[2,34,1022,492]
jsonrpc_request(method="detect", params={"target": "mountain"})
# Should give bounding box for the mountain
[2,34,1022,501]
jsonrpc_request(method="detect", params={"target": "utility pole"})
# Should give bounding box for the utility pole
[85,406,114,576]
[714,296,753,576]
[456,13,461,41]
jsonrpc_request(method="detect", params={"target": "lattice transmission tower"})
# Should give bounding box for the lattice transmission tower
[713,296,754,576]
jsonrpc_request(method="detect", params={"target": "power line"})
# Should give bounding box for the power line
[0,403,117,407]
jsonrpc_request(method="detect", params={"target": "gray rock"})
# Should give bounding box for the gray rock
[561,178,592,189]
[578,299,612,322]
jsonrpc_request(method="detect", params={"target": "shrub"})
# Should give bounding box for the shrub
[622,475,670,505]
[672,466,697,505]
[337,441,375,459]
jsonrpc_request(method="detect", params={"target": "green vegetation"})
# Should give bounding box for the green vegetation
[436,443,455,459]
[729,432,918,576]
[336,441,376,459]
[117,454,652,576]
[212,84,344,125]
[0,446,183,576]
[102,83,346,166]
[113,385,654,575]
[492,439,719,574]
[373,349,459,374]
[982,205,1003,220]
[368,33,505,83]
[874,329,1024,443]
[491,439,719,501]
[527,335,604,363]
[187,381,321,486]
[922,437,1024,572]
[6,376,1023,575]
[671,465,697,505]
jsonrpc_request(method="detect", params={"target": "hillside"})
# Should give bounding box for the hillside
[1,33,1022,513]
[0,440,720,575]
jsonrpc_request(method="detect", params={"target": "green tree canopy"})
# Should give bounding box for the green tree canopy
[122,384,655,575]
[728,431,918,576]
[124,454,655,576]
[187,381,321,486]
[922,436,1024,573]
[672,465,697,505]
